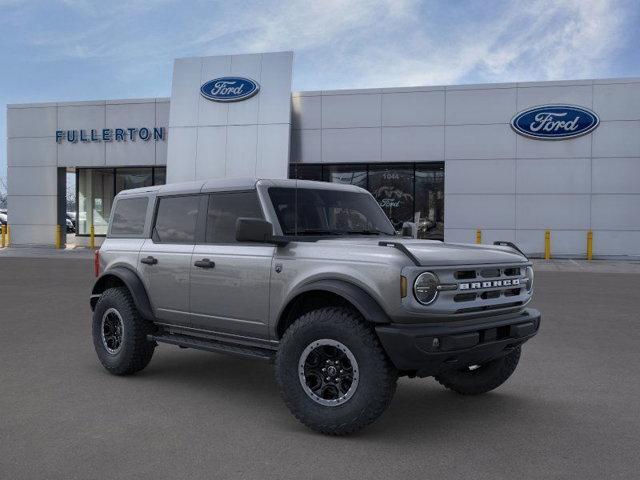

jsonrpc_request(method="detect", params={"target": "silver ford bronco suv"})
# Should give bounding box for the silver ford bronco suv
[90,178,540,435]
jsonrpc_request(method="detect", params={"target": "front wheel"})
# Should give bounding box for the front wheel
[435,347,521,395]
[275,307,397,436]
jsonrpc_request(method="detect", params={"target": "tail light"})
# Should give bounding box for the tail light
[94,250,100,278]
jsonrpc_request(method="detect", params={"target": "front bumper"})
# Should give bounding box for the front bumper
[375,308,541,377]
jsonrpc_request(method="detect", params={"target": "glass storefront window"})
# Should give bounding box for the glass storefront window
[322,164,367,189]
[115,168,153,194]
[415,164,444,239]
[77,167,166,236]
[367,164,414,232]
[289,164,322,181]
[78,169,114,235]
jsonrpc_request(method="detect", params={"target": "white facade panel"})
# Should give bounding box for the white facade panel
[591,195,640,230]
[291,129,321,163]
[381,126,444,161]
[516,134,591,159]
[445,194,515,229]
[592,121,640,157]
[446,88,516,125]
[7,166,58,196]
[593,82,640,121]
[516,85,592,111]
[321,94,381,129]
[57,141,105,167]
[198,55,232,127]
[256,124,290,178]
[445,159,515,194]
[592,158,640,193]
[7,137,57,167]
[7,106,57,138]
[7,195,57,225]
[155,101,170,165]
[592,231,640,257]
[169,57,202,127]
[165,127,197,183]
[445,124,516,159]
[106,139,155,166]
[258,51,294,124]
[227,54,261,126]
[516,194,590,230]
[322,128,381,163]
[225,125,258,177]
[195,126,227,178]
[515,229,587,256]
[381,91,445,126]
[516,158,591,194]
[7,225,57,246]
[58,104,105,132]
[292,95,321,130]
[445,228,516,244]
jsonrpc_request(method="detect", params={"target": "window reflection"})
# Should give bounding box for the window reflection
[115,168,153,195]
[415,165,444,239]
[323,164,367,189]
[367,164,414,232]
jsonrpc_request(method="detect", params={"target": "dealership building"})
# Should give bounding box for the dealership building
[6,51,640,257]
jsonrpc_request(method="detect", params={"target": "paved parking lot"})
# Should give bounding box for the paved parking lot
[1,255,639,479]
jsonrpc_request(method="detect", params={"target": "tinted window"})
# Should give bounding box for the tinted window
[153,195,200,244]
[110,197,148,236]
[206,192,263,243]
[268,187,395,236]
[368,164,414,231]
[289,164,322,181]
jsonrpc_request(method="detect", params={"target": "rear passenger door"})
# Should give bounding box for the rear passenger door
[189,191,274,339]
[139,194,202,326]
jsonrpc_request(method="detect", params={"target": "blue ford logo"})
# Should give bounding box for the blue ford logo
[511,105,599,140]
[200,77,260,102]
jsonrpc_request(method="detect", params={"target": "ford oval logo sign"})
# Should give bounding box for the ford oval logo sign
[511,105,599,140]
[200,77,260,102]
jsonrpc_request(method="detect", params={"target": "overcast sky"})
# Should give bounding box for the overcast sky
[1,0,639,189]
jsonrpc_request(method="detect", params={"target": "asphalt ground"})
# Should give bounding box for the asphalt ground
[1,256,639,479]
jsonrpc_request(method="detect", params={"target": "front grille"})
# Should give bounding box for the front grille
[418,263,532,316]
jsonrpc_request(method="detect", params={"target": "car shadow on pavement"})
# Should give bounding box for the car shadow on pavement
[105,347,557,442]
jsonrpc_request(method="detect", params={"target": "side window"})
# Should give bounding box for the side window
[153,195,200,244]
[110,197,148,236]
[206,191,263,244]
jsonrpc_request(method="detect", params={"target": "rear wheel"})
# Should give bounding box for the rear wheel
[275,307,397,435]
[92,287,155,375]
[435,347,521,395]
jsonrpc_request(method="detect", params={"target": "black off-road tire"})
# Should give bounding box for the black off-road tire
[92,287,156,376]
[275,307,397,436]
[435,347,521,395]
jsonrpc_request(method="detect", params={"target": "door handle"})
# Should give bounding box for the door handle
[194,258,215,269]
[141,256,158,265]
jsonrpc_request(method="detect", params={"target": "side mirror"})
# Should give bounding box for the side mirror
[236,217,275,243]
[401,222,416,238]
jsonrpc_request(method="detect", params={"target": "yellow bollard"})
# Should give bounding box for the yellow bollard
[475,229,482,244]
[55,225,62,249]
[544,230,551,260]
[587,230,593,261]
[89,224,95,249]
[1,224,5,248]
[6,224,10,246]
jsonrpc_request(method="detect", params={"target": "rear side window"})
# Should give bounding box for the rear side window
[110,197,148,236]
[205,192,263,243]
[153,195,200,244]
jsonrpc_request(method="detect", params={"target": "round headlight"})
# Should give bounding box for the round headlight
[525,266,534,292]
[414,272,439,305]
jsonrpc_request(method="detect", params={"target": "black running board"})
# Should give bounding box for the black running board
[148,333,275,363]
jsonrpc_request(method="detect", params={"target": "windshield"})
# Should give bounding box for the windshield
[268,187,396,236]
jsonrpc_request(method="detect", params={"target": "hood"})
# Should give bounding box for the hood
[314,237,527,266]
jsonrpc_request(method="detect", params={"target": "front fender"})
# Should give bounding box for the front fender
[281,279,390,324]
[91,266,154,321]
